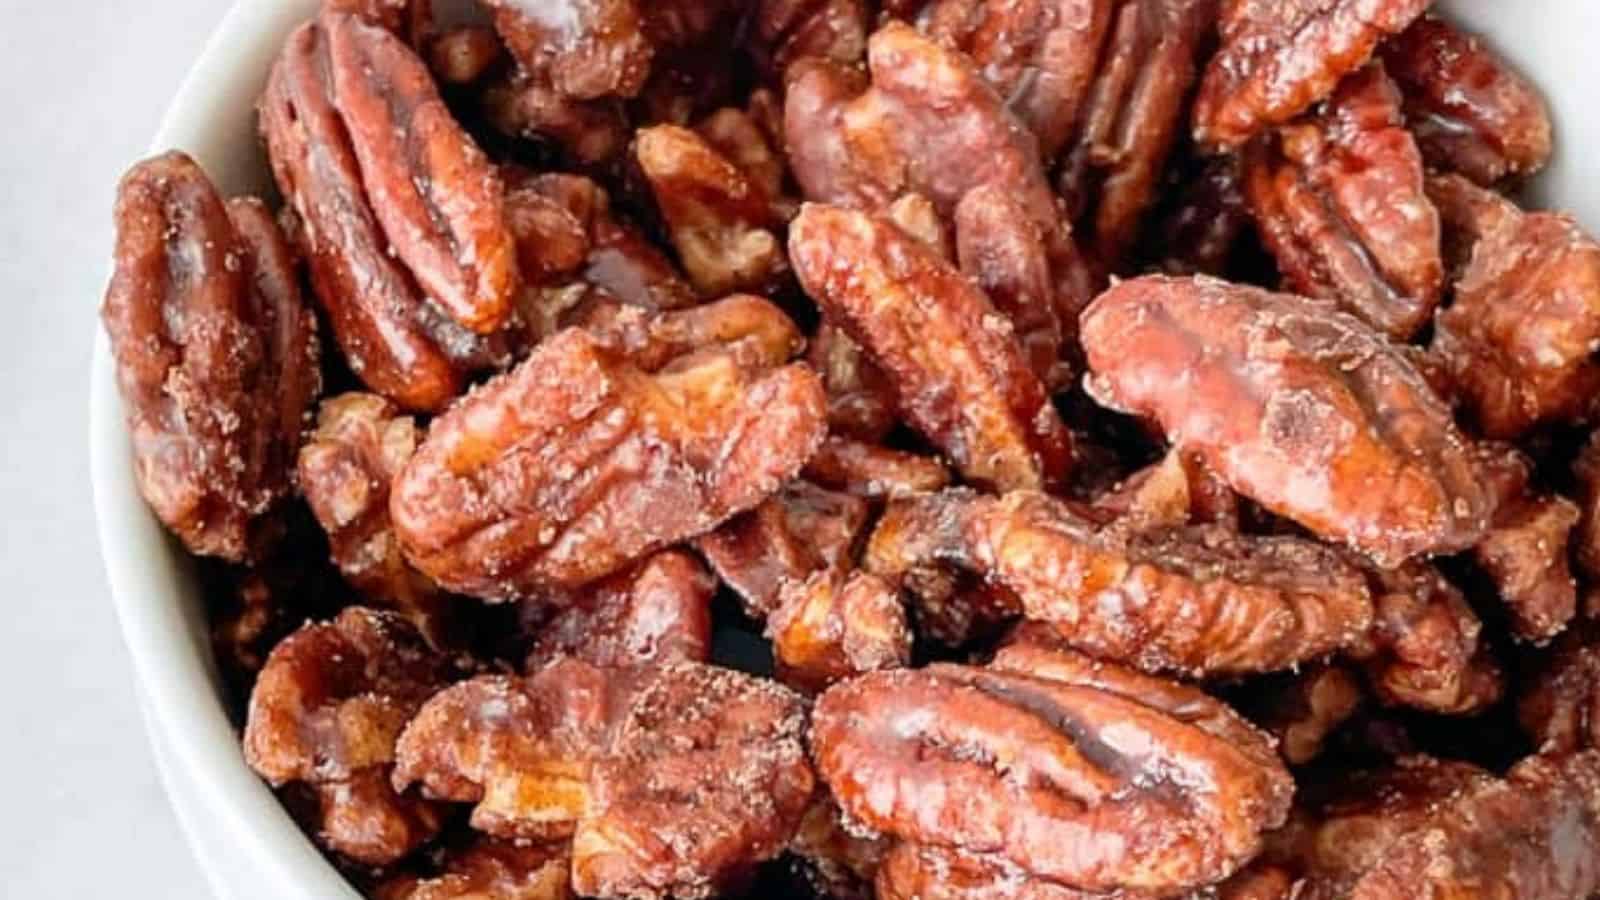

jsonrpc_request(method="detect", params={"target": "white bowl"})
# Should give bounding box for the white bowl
[90,2,1600,898]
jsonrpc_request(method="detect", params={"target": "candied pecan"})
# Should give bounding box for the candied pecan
[1242,664,1365,765]
[1474,492,1580,644]
[425,24,506,86]
[791,204,1073,492]
[867,489,1372,675]
[1081,276,1493,568]
[101,153,319,562]
[1150,154,1252,277]
[323,0,432,46]
[1576,432,1600,583]
[1241,64,1443,340]
[1090,447,1240,533]
[243,608,453,863]
[1431,206,1600,439]
[634,125,787,298]
[1379,15,1552,187]
[574,294,803,373]
[481,0,652,100]
[263,21,504,411]
[375,838,572,900]
[1352,561,1503,714]
[1521,627,1600,754]
[876,844,1131,900]
[481,71,630,167]
[807,323,899,443]
[295,768,447,868]
[695,103,791,214]
[1193,0,1432,149]
[391,328,826,599]
[746,0,870,79]
[789,797,890,900]
[524,550,713,671]
[812,651,1293,893]
[768,569,911,691]
[696,481,869,618]
[1424,171,1521,281]
[802,436,951,500]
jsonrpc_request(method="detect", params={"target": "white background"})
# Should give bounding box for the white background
[1,1,228,895]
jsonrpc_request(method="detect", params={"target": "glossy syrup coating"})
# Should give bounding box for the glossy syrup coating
[389,328,826,600]
[523,549,714,671]
[101,152,320,562]
[1082,275,1494,568]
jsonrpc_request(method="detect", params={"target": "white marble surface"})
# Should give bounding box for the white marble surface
[0,2,231,896]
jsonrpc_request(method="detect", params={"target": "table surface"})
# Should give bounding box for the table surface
[1,2,233,896]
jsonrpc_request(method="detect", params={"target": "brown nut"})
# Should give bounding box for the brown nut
[481,70,631,167]
[1241,64,1443,340]
[746,0,870,79]
[694,102,792,214]
[1081,275,1493,568]
[1521,627,1600,755]
[1240,664,1366,766]
[574,293,804,373]
[481,0,653,100]
[1193,0,1432,149]
[791,203,1073,492]
[789,796,891,900]
[1575,432,1600,585]
[807,323,900,443]
[291,768,448,868]
[374,838,572,900]
[1354,561,1503,714]
[875,843,1154,900]
[1475,491,1580,645]
[390,328,827,600]
[696,480,869,618]
[811,650,1293,894]
[101,153,320,562]
[1089,447,1240,533]
[1379,15,1552,187]
[768,569,912,692]
[322,0,433,46]
[867,489,1372,675]
[1425,170,1523,281]
[802,435,951,500]
[524,550,714,671]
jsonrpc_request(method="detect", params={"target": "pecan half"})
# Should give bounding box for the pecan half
[374,838,572,900]
[101,152,320,561]
[768,569,912,692]
[480,0,653,100]
[746,0,870,79]
[1193,0,1432,149]
[867,489,1372,675]
[791,203,1073,492]
[1425,170,1521,281]
[802,436,951,500]
[523,550,714,671]
[391,328,826,599]
[1379,15,1553,187]
[1081,276,1493,568]
[1241,64,1443,340]
[811,650,1293,894]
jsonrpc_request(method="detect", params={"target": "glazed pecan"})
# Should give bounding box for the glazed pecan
[806,323,899,443]
[480,0,653,100]
[1431,204,1600,439]
[374,838,572,900]
[1081,276,1493,568]
[789,797,890,900]
[1353,561,1503,714]
[263,21,505,411]
[1193,0,1432,149]
[695,481,869,618]
[746,0,870,79]
[1242,664,1365,765]
[1576,432,1600,584]
[243,608,453,863]
[390,328,826,600]
[791,203,1073,492]
[867,489,1372,675]
[574,293,804,373]
[1379,15,1552,187]
[1090,447,1240,533]
[1425,170,1522,281]
[1474,491,1580,644]
[768,569,912,692]
[102,153,320,561]
[323,0,432,46]
[802,436,951,500]
[481,70,631,167]
[695,102,792,214]
[1241,64,1443,340]
[523,550,714,671]
[812,649,1293,894]
[1521,627,1600,754]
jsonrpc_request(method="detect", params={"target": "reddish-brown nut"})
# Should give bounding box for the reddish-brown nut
[1431,206,1600,439]
[747,0,870,79]
[634,125,787,297]
[791,203,1073,492]
[425,24,506,86]
[812,649,1293,894]
[325,12,519,334]
[1425,170,1522,281]
[1521,627,1600,755]
[292,768,447,868]
[481,70,631,167]
[867,489,1372,675]
[1353,561,1503,714]
[263,21,504,411]
[1475,492,1580,644]
[1576,432,1600,584]
[1241,64,1443,340]
[696,481,869,618]
[875,843,1141,900]
[1379,15,1552,187]
[574,294,804,373]
[807,323,900,443]
[1193,0,1432,149]
[802,436,951,500]
[768,569,912,691]
[323,0,433,46]
[391,328,827,600]
[481,0,653,100]
[695,104,792,213]
[1089,447,1240,533]
[789,797,891,900]
[1242,664,1366,765]
[101,153,320,562]
[524,550,714,671]
[374,838,573,900]
[1082,276,1494,568]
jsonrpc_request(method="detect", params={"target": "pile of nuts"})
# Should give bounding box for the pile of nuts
[101,0,1600,897]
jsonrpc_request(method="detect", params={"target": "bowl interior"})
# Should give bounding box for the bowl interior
[89,2,1600,897]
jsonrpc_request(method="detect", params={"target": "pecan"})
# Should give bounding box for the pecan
[1240,664,1366,766]
[802,435,951,500]
[696,481,869,618]
[1425,170,1521,281]
[1521,627,1600,755]
[806,323,900,443]
[391,328,826,600]
[1081,275,1493,568]
[1474,486,1580,644]
[1576,432,1600,584]
[768,569,912,692]
[1193,0,1432,149]
[746,0,870,79]
[1430,203,1600,439]
[574,293,804,373]
[791,203,1073,492]
[323,0,433,46]
[101,152,320,561]
[243,608,453,863]
[1379,15,1552,187]
[480,0,653,100]
[790,797,890,900]
[290,769,447,868]
[1089,447,1240,533]
[811,649,1293,894]
[695,102,792,215]
[524,550,714,671]
[425,24,506,86]
[867,489,1372,675]
[1241,64,1443,340]
[1353,561,1503,714]
[263,21,505,411]
[374,838,572,900]
[481,70,631,167]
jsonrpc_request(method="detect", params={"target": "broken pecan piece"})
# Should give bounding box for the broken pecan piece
[424,24,506,86]
[101,152,320,561]
[481,0,653,100]
[1193,0,1432,149]
[1082,275,1493,568]
[791,203,1073,492]
[1521,627,1600,755]
[523,550,714,671]
[1475,491,1580,644]
[574,293,804,373]
[812,650,1293,894]
[790,796,890,900]
[374,838,572,900]
[768,569,912,692]
[806,323,899,443]
[391,328,826,600]
[1241,64,1443,340]
[481,70,631,167]
[746,0,870,79]
[1379,15,1553,187]
[1353,561,1503,714]
[1425,170,1522,281]
[1240,664,1366,766]
[802,436,951,500]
